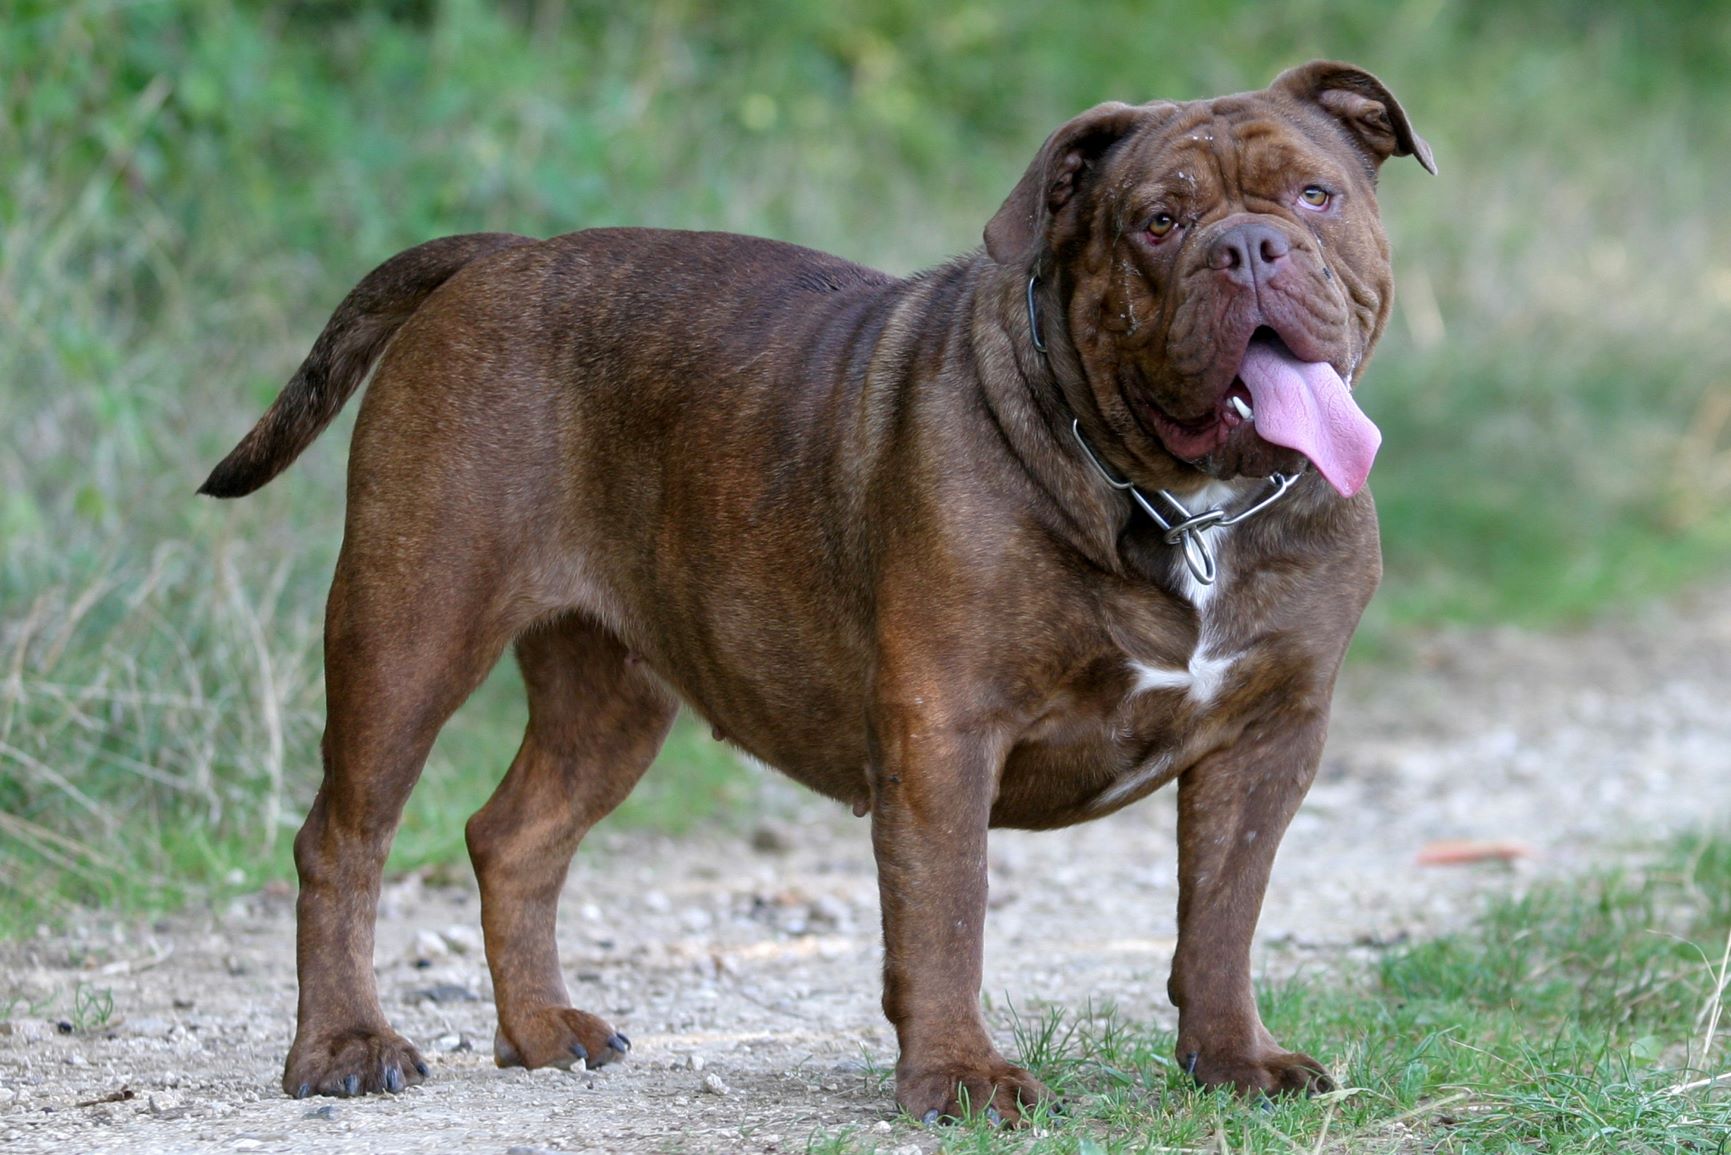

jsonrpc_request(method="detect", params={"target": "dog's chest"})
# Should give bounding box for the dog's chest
[1089,625,1239,800]
[1113,591,1245,765]
[993,538,1269,827]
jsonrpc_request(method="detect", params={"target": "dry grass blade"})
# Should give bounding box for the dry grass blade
[0,809,126,884]
[1384,1090,1471,1126]
[1700,926,1731,1059]
[0,738,107,822]
[1309,1100,1335,1155]
[1667,386,1731,528]
[1666,1071,1731,1096]
[222,559,286,853]
[1666,926,1731,1097]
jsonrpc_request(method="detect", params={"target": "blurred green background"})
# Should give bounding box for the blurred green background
[2,0,1729,929]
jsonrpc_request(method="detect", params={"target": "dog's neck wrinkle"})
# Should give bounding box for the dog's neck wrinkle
[986,264,1258,595]
[971,262,1132,573]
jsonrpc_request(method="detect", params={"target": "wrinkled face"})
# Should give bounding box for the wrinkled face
[990,63,1433,494]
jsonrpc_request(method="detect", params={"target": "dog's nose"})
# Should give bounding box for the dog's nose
[1207,223,1291,284]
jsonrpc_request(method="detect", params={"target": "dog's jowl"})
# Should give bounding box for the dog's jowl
[203,61,1432,1124]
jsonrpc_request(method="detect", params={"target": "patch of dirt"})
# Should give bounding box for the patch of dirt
[3,583,1728,1154]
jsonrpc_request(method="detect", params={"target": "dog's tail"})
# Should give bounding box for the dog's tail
[198,231,537,499]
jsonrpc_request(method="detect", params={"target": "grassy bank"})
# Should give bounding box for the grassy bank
[810,830,1731,1153]
[3,0,1730,926]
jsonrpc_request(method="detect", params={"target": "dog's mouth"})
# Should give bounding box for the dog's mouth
[1133,329,1381,497]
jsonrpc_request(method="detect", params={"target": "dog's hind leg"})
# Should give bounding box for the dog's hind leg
[465,614,678,1072]
[283,541,519,1099]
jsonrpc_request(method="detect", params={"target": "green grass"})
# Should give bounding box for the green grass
[3,0,1730,925]
[798,830,1731,1153]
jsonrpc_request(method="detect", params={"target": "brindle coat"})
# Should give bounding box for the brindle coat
[203,61,1432,1123]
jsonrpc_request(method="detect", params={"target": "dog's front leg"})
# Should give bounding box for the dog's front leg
[869,716,1051,1126]
[1168,716,1336,1096]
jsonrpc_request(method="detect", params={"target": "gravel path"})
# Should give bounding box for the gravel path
[3,582,1728,1154]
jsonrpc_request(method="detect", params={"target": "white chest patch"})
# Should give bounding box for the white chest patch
[1170,550,1225,612]
[1128,645,1238,707]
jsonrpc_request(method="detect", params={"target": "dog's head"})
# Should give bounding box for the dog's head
[987,61,1434,496]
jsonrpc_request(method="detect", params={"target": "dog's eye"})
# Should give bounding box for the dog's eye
[1146,213,1177,238]
[1299,186,1331,209]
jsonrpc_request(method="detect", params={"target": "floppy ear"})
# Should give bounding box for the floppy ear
[984,101,1159,266]
[1272,60,1436,176]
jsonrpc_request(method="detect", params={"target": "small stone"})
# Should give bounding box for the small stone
[686,1054,706,1071]
[579,903,602,922]
[642,890,672,914]
[148,1091,182,1114]
[440,925,481,955]
[65,1053,88,1067]
[412,929,449,962]
[303,1104,338,1121]
[809,895,849,927]
[434,1033,471,1053]
[233,1141,263,1152]
[749,823,794,854]
[873,1120,893,1134]
[0,1088,14,1105]
[406,984,478,1005]
[531,1063,571,1078]
[223,955,250,977]
[700,1072,730,1096]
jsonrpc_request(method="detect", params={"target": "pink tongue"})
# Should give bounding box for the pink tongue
[1238,339,1380,497]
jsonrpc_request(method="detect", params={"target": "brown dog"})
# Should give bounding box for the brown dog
[202,61,1432,1123]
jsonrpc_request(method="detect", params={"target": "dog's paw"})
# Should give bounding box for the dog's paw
[283,1027,428,1098]
[1181,1045,1334,1097]
[896,1057,1056,1128]
[493,1007,631,1071]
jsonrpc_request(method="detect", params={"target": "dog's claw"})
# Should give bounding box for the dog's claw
[342,1074,360,1097]
[986,1106,1003,1127]
[569,1042,589,1063]
[384,1065,403,1093]
[295,1083,312,1100]
[921,1109,941,1126]
[1184,1052,1200,1077]
[608,1031,630,1053]
[413,1059,429,1077]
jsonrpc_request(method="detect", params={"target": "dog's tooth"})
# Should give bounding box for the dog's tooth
[1230,396,1254,421]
